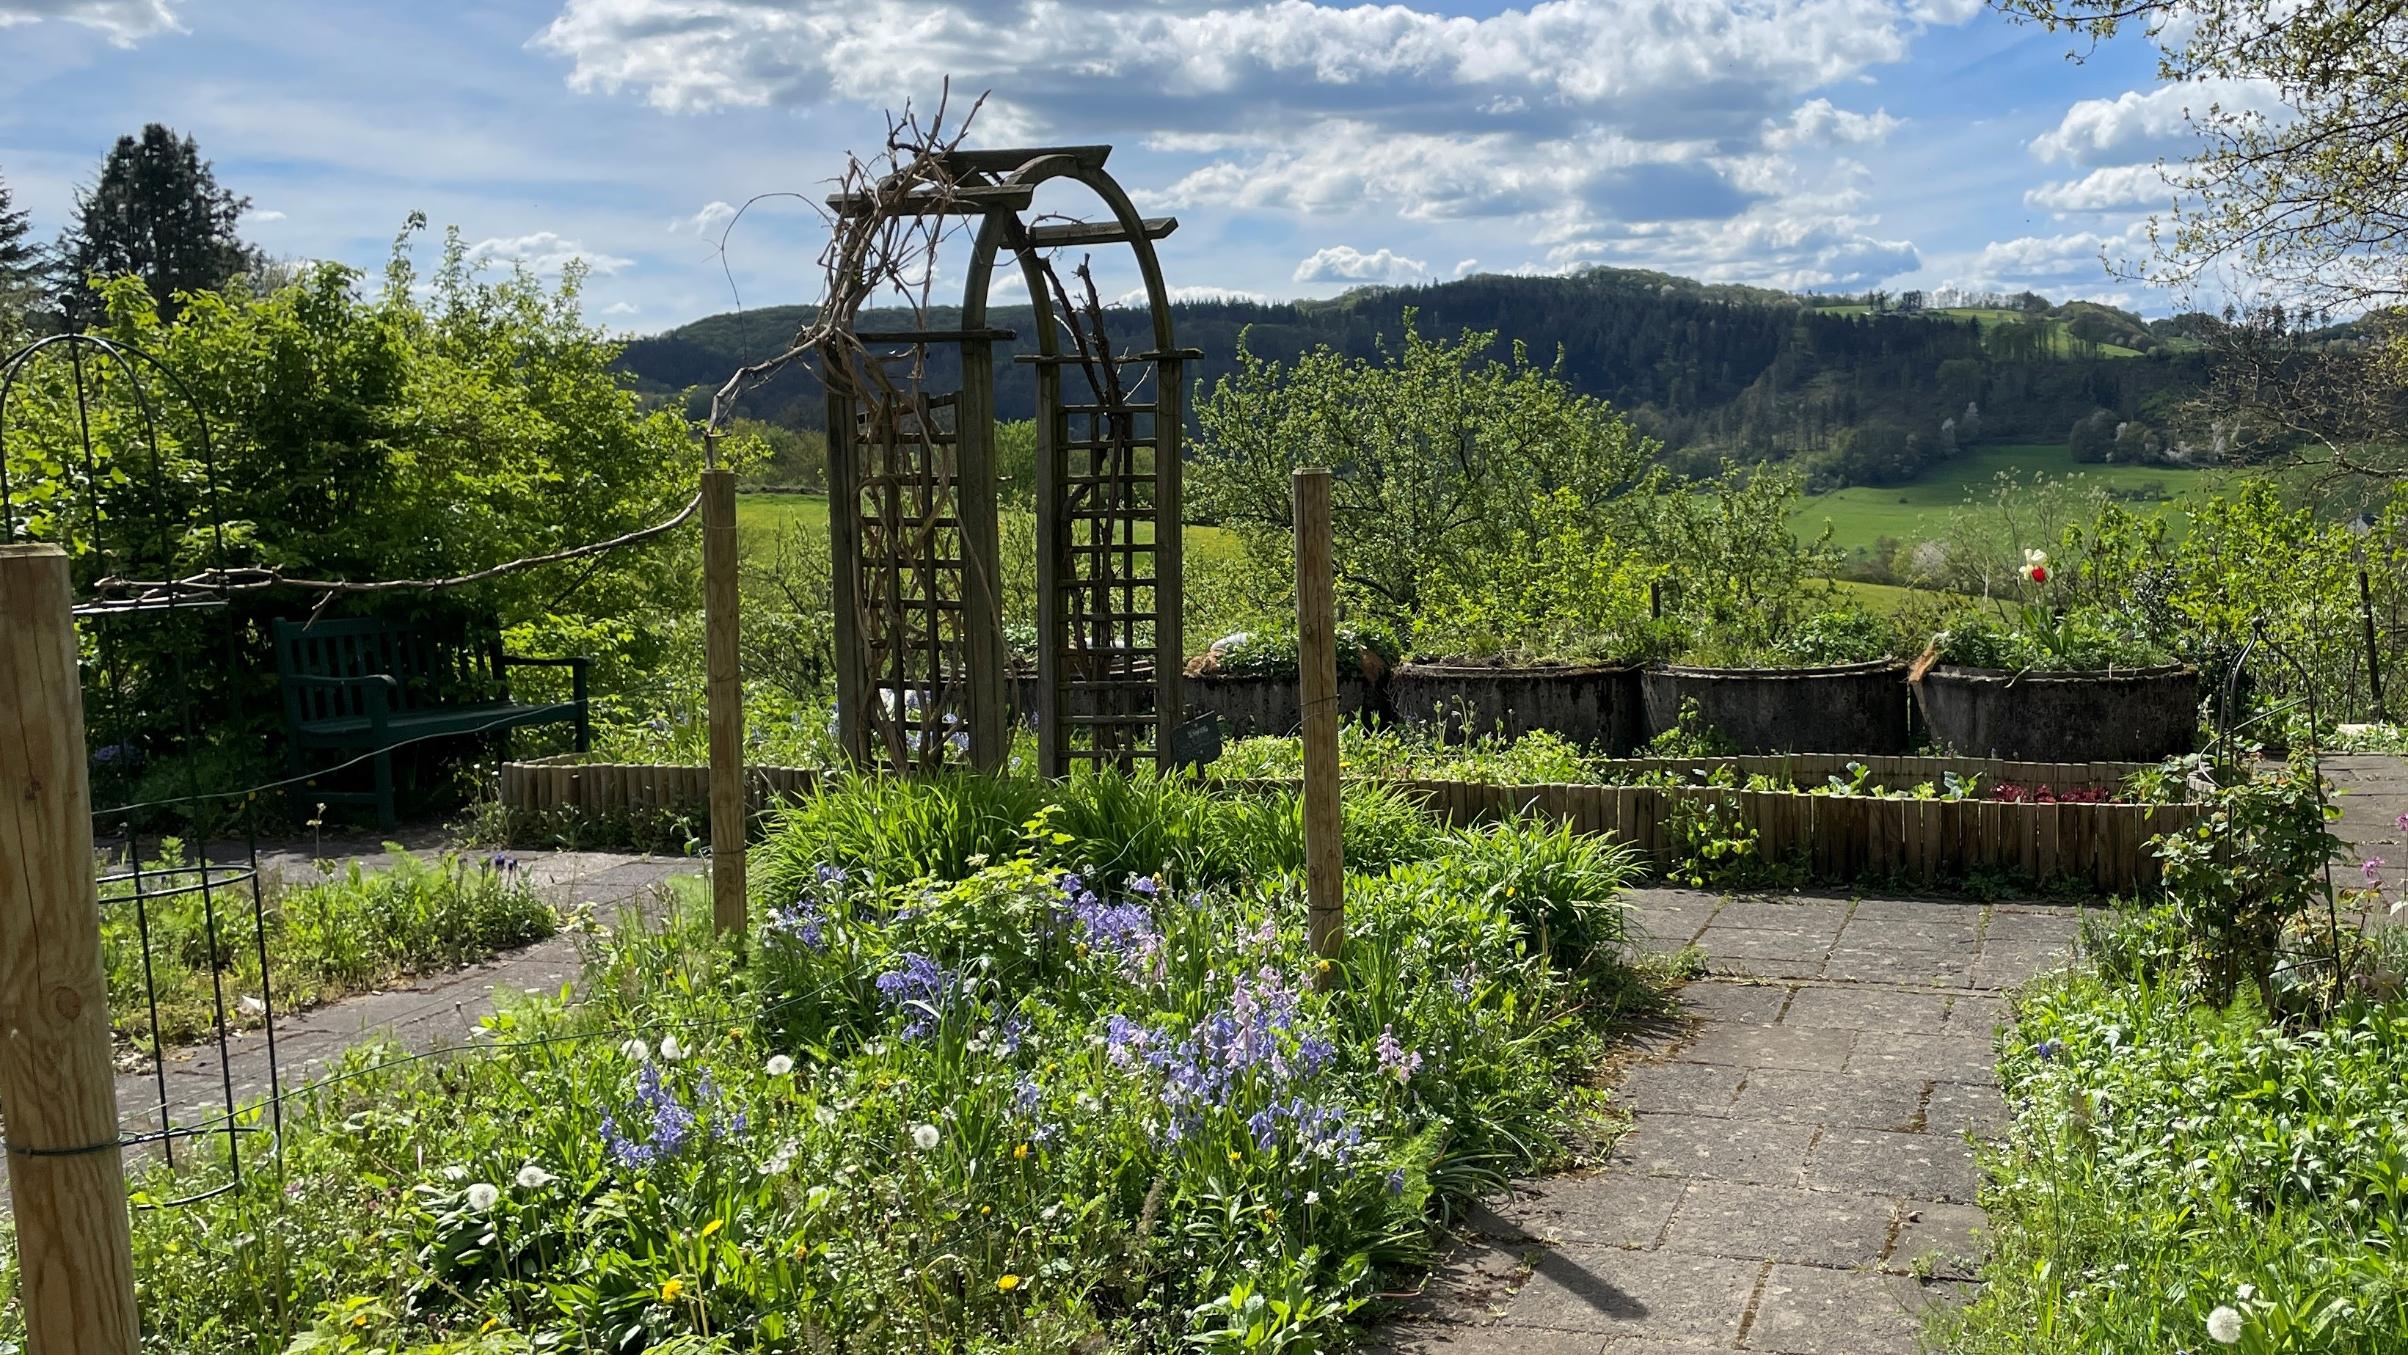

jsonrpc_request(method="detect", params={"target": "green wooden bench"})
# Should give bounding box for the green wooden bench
[273,616,590,827]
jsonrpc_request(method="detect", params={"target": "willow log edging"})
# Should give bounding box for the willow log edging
[498,754,2196,894]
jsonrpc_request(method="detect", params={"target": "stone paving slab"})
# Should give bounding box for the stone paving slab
[1375,886,2096,1354]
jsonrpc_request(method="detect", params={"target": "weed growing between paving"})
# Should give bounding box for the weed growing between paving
[9,772,1661,1353]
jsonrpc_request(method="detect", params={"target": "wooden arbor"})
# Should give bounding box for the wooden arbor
[821,143,1194,777]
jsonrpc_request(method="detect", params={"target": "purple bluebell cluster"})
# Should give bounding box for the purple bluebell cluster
[2034,1038,2066,1061]
[1057,873,1162,969]
[1376,1026,1424,1085]
[1105,1013,1154,1069]
[1244,1096,1359,1161]
[603,1062,695,1168]
[771,864,850,950]
[875,952,955,1038]
[1137,967,1352,1146]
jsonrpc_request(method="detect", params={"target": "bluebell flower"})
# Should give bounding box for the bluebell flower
[876,952,954,1039]
[1386,1168,1407,1196]
[2034,1038,2066,1062]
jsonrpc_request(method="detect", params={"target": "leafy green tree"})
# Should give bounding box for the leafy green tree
[1190,314,1650,630]
[2069,408,2118,463]
[2000,0,2408,476]
[2,218,699,799]
[54,123,257,324]
[0,166,40,294]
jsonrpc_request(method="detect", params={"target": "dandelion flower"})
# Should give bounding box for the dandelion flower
[465,1182,500,1212]
[766,1054,795,1077]
[1014,1142,1030,1160]
[912,1123,941,1150]
[515,1165,555,1190]
[996,1274,1021,1292]
[620,1039,651,1063]
[2207,1305,2244,1345]
[659,1034,686,1062]
[660,1278,687,1304]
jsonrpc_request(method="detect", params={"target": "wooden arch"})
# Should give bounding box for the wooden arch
[822,143,1193,776]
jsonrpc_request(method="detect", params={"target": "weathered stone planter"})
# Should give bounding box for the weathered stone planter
[1388,662,1644,752]
[1913,663,2198,762]
[1183,673,1383,737]
[1641,660,1911,755]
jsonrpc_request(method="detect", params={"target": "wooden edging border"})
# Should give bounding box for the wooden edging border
[497,755,2194,895]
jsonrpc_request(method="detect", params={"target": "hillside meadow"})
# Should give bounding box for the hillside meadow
[1791,442,2214,554]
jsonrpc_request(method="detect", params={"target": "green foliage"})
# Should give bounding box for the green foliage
[1216,723,1594,787]
[99,845,554,1051]
[11,778,1658,1354]
[1939,907,2408,1354]
[1933,608,2171,672]
[4,219,701,807]
[2151,757,2352,1010]
[1190,315,1650,638]
[1623,463,1843,662]
[1642,698,1737,758]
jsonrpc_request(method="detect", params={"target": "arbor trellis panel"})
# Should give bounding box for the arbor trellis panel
[819,143,1192,777]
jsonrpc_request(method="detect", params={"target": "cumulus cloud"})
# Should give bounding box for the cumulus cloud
[465,231,635,276]
[1957,220,2150,289]
[1292,245,1431,285]
[1454,258,1480,276]
[1762,98,1900,150]
[2029,78,2283,165]
[2025,163,2175,213]
[0,0,179,44]
[1565,200,1919,291]
[246,207,287,223]
[669,200,738,236]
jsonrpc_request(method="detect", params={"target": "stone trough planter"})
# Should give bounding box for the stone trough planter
[1640,659,1911,755]
[1913,663,2198,763]
[1388,661,1644,753]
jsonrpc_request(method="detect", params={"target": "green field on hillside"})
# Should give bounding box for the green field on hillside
[1803,303,2147,357]
[736,493,1244,564]
[1791,443,2212,554]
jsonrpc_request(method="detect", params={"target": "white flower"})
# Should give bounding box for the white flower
[2207,1305,2244,1345]
[1303,1191,1320,1205]
[911,1123,941,1151]
[515,1165,555,1190]
[2236,1284,2255,1302]
[766,1054,795,1077]
[620,1039,651,1063]
[441,1165,469,1182]
[2024,548,2049,565]
[659,1034,686,1062]
[465,1182,501,1212]
[761,1140,800,1175]
[814,1105,839,1126]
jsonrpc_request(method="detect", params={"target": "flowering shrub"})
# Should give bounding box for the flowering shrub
[28,772,1652,1354]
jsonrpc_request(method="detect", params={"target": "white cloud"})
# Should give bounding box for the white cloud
[2030,78,2282,165]
[1454,258,1480,276]
[1762,98,1900,150]
[1115,283,1268,306]
[669,200,738,236]
[464,231,635,276]
[1292,245,1431,285]
[246,207,287,223]
[600,300,641,316]
[1958,220,2151,289]
[0,0,179,44]
[1563,199,1918,291]
[534,0,1960,243]
[2025,163,2175,214]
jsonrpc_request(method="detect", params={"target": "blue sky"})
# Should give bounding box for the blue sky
[0,0,2241,331]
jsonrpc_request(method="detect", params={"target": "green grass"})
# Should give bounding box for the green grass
[737,492,1242,566]
[1793,443,2212,554]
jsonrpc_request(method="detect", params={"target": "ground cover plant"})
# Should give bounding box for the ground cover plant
[100,846,555,1053]
[1939,759,2408,1353]
[6,771,1662,1354]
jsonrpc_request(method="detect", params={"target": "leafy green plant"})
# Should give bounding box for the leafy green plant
[2152,756,2347,1010]
[1643,697,1737,758]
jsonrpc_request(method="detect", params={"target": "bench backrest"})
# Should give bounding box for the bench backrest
[272,616,507,727]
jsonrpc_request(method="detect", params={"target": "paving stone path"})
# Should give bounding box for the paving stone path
[1377,885,2092,1355]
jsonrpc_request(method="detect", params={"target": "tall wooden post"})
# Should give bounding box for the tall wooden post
[1293,469,1343,987]
[701,467,747,934]
[0,544,141,1354]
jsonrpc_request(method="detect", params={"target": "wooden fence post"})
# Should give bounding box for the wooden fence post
[0,544,141,1354]
[1293,469,1343,987]
[701,466,748,935]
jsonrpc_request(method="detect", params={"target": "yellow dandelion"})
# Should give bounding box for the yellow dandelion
[660,1278,686,1304]
[699,1218,724,1240]
[1227,1149,1241,1163]
[997,1274,1022,1292]
[1014,1142,1030,1160]
[980,1204,993,1215]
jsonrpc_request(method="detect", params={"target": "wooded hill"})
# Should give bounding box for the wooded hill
[617,266,2215,490]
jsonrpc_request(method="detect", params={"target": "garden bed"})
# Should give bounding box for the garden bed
[499,752,2196,896]
[1912,662,2199,763]
[1388,661,1643,752]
